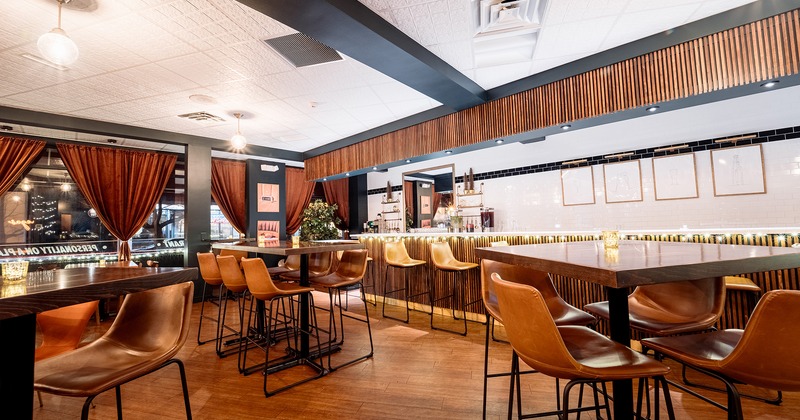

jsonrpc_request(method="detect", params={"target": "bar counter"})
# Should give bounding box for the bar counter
[354,229,800,333]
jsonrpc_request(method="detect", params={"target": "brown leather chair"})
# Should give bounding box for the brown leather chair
[429,241,481,336]
[267,254,301,277]
[480,259,596,418]
[492,273,675,419]
[584,277,726,336]
[34,282,194,420]
[196,252,232,347]
[240,258,324,396]
[216,254,251,360]
[279,252,333,281]
[724,275,761,320]
[219,248,248,262]
[643,290,800,420]
[382,241,430,323]
[311,249,373,371]
[35,300,99,407]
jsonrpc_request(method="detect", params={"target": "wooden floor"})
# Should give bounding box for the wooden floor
[33,291,798,419]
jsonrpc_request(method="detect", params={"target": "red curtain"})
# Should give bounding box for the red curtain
[404,180,414,225]
[286,167,315,235]
[211,159,247,235]
[57,144,177,261]
[0,137,45,196]
[322,178,349,229]
[432,191,442,217]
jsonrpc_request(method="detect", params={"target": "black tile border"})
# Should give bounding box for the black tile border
[367,124,800,195]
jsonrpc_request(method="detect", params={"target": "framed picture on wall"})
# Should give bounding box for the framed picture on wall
[257,220,280,240]
[420,195,431,215]
[652,153,699,200]
[711,144,766,196]
[603,160,643,203]
[257,183,280,212]
[561,166,595,206]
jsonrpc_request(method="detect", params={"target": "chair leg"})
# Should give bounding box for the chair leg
[115,386,123,420]
[81,395,97,420]
[382,265,409,323]
[508,352,517,420]
[483,317,491,420]
[329,282,374,371]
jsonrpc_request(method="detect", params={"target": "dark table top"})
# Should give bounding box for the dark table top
[475,240,800,288]
[0,267,198,320]
[212,240,364,256]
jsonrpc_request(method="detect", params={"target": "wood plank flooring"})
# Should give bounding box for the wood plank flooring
[33,291,799,419]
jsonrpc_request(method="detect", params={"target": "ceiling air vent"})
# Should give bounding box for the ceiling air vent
[177,111,226,123]
[264,33,343,68]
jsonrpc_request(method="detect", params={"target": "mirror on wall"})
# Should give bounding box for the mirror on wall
[401,164,455,231]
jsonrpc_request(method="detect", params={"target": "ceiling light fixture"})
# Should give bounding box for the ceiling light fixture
[405,159,411,163]
[38,0,79,66]
[230,113,247,150]
[646,106,660,112]
[372,166,378,170]
[561,125,571,130]
[495,139,504,144]
[760,80,779,88]
[445,150,453,154]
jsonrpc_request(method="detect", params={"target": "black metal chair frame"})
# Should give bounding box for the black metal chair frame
[430,267,484,336]
[382,263,431,323]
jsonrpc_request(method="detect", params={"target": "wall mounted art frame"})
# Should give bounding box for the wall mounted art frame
[257,220,280,240]
[711,144,766,196]
[652,153,699,200]
[603,160,642,203]
[561,166,595,206]
[257,183,280,212]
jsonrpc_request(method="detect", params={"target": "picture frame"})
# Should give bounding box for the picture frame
[711,144,766,196]
[420,195,431,215]
[603,160,643,203]
[561,166,595,206]
[652,153,699,200]
[257,183,280,212]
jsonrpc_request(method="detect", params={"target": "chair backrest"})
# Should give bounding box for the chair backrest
[491,273,582,378]
[36,301,99,362]
[384,241,412,265]
[283,255,301,270]
[481,260,558,320]
[241,258,282,300]
[219,249,248,261]
[308,252,333,275]
[104,282,193,357]
[196,252,222,286]
[216,255,248,292]
[721,290,800,391]
[334,249,369,281]
[630,277,725,326]
[490,240,509,247]
[430,241,458,268]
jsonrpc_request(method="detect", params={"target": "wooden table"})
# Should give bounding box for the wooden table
[0,266,197,419]
[212,240,365,372]
[475,240,800,419]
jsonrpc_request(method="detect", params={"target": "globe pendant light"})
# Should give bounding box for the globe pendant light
[230,113,247,150]
[38,0,79,66]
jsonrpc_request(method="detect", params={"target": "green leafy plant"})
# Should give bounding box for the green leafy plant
[300,199,342,241]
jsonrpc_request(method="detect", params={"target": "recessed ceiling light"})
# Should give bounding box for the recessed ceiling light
[646,106,660,112]
[445,150,452,154]
[188,94,217,105]
[495,139,504,144]
[405,159,411,163]
[345,172,350,176]
[761,80,779,88]
[372,166,378,170]
[323,177,327,181]
[561,125,571,130]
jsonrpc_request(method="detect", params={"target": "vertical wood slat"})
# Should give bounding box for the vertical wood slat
[306,9,800,180]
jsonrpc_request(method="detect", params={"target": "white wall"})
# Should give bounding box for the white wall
[366,86,800,232]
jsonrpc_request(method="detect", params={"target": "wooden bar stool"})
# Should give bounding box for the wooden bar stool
[382,241,430,323]
[429,241,481,336]
[311,249,374,371]
[492,274,675,420]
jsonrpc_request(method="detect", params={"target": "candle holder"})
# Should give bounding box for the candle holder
[602,230,620,249]
[1,261,29,283]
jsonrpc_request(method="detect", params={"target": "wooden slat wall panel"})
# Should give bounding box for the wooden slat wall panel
[361,231,800,336]
[306,10,800,180]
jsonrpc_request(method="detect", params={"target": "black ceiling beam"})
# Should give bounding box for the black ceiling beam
[0,106,303,161]
[235,0,486,111]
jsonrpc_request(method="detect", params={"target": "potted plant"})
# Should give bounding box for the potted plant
[300,199,342,241]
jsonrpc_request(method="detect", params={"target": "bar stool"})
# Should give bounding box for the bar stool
[382,241,429,323]
[268,254,300,278]
[216,255,251,361]
[219,248,248,262]
[643,290,800,419]
[239,258,325,397]
[310,249,373,371]
[480,259,597,418]
[724,275,761,318]
[196,252,234,347]
[279,252,332,281]
[429,241,481,336]
[333,251,377,310]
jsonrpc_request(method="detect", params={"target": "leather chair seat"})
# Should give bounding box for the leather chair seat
[250,282,316,301]
[279,252,333,280]
[724,276,761,293]
[436,260,479,271]
[386,256,426,268]
[584,300,721,336]
[643,330,742,370]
